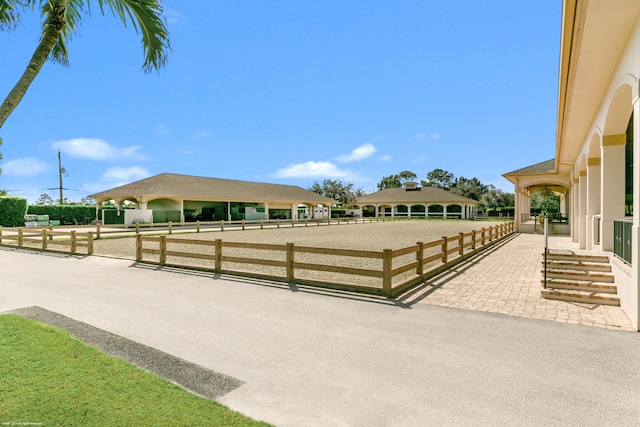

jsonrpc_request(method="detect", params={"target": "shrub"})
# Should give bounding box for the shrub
[0,197,28,227]
[331,209,346,218]
[27,205,96,225]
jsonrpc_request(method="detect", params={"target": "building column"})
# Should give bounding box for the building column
[586,158,601,250]
[572,177,580,242]
[579,171,587,249]
[601,134,626,251]
[631,100,640,330]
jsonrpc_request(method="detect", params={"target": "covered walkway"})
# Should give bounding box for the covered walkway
[400,233,633,331]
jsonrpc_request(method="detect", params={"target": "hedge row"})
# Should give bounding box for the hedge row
[0,197,29,227]
[27,205,97,225]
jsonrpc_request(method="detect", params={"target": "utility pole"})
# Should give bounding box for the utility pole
[58,150,66,205]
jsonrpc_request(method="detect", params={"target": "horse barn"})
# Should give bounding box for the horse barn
[89,173,334,225]
[348,182,478,219]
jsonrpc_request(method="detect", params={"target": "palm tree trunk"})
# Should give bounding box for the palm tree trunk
[0,4,66,129]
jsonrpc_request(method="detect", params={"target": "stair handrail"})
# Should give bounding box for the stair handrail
[543,216,548,289]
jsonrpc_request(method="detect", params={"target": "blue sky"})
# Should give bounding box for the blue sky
[0,1,561,203]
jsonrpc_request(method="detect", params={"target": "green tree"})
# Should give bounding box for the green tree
[480,185,514,211]
[80,196,95,205]
[0,137,5,195]
[421,168,456,190]
[530,188,560,214]
[0,0,170,128]
[36,193,55,205]
[308,179,364,206]
[451,176,488,201]
[377,174,401,190]
[377,170,417,190]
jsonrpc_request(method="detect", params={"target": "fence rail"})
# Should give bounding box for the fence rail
[136,222,515,297]
[0,228,94,255]
[4,215,512,239]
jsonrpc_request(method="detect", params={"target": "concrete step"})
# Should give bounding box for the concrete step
[541,278,618,294]
[543,268,615,283]
[541,289,620,306]
[543,259,612,273]
[544,249,610,264]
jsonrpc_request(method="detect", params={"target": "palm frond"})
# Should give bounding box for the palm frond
[96,0,170,73]
[0,0,36,30]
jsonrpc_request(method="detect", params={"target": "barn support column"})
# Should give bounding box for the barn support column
[601,134,626,251]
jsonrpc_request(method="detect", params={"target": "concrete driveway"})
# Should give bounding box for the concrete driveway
[1,247,639,426]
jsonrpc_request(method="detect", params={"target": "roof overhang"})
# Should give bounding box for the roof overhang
[556,0,640,165]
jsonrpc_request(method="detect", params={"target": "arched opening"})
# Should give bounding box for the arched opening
[446,204,462,219]
[428,204,443,219]
[410,205,426,218]
[395,205,409,217]
[362,205,376,217]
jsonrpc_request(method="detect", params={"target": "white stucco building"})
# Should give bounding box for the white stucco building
[506,0,640,330]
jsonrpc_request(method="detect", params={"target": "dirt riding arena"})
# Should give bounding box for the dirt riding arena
[93,220,509,288]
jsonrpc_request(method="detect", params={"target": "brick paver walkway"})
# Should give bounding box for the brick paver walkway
[399,233,634,331]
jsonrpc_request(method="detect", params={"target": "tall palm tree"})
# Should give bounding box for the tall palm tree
[0,0,170,128]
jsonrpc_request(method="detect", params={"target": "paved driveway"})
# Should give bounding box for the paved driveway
[1,245,639,426]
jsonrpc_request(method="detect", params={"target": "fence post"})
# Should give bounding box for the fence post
[472,230,476,250]
[221,220,224,231]
[96,223,101,240]
[0,228,2,244]
[196,221,200,233]
[277,219,280,229]
[292,219,295,228]
[242,220,245,231]
[215,239,222,271]
[382,249,393,297]
[286,243,294,281]
[416,242,424,276]
[305,218,308,227]
[18,228,23,247]
[168,222,173,235]
[459,232,464,256]
[482,228,486,246]
[48,225,53,241]
[70,230,77,253]
[159,235,167,266]
[136,223,140,234]
[87,232,94,255]
[42,229,47,251]
[136,234,142,261]
[442,236,448,264]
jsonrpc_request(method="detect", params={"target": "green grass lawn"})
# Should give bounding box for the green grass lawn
[0,315,271,426]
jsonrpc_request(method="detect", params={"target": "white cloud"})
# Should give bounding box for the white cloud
[52,138,146,161]
[192,130,212,139]
[101,166,150,182]
[154,125,169,136]
[81,166,151,193]
[273,161,352,178]
[415,133,441,140]
[1,157,49,176]
[336,143,377,163]
[378,155,392,161]
[165,9,186,24]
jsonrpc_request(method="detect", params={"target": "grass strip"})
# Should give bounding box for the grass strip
[0,315,271,426]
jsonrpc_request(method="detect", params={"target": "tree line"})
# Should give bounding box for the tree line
[309,168,515,212]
